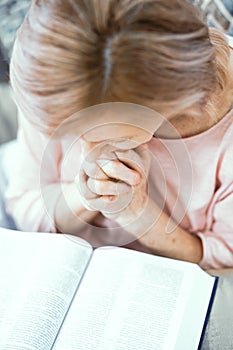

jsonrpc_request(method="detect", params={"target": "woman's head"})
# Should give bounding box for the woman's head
[10,0,230,134]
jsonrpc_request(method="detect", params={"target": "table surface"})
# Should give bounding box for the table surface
[207,268,233,276]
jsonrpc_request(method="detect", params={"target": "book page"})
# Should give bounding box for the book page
[53,247,215,350]
[0,228,92,350]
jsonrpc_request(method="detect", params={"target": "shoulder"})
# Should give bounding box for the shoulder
[216,109,233,182]
[220,109,233,146]
[17,110,62,163]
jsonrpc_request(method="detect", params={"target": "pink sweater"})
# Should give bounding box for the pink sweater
[6,109,233,269]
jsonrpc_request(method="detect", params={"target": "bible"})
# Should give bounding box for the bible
[0,227,217,350]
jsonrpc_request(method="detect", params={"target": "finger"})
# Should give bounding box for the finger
[96,159,140,186]
[75,171,99,200]
[82,159,108,180]
[135,144,151,172]
[115,149,144,172]
[115,145,150,175]
[87,177,131,196]
[86,195,117,212]
[81,139,116,163]
[135,144,151,165]
[91,191,132,214]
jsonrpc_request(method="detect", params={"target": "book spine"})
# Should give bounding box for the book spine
[197,277,219,350]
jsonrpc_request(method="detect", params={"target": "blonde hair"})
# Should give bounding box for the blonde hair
[10,0,230,134]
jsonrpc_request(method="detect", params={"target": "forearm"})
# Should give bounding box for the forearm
[54,183,99,234]
[126,198,203,264]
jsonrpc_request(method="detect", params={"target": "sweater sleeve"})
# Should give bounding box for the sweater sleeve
[198,128,233,269]
[5,111,63,232]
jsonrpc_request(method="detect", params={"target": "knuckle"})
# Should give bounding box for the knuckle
[84,163,96,178]
[111,160,119,172]
[95,181,104,194]
[87,178,95,192]
[103,160,118,175]
[88,178,104,195]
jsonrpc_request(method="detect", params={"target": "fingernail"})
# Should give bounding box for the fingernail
[108,195,116,202]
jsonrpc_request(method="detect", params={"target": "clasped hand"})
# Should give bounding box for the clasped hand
[76,143,151,227]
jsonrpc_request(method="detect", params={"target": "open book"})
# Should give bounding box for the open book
[0,228,217,350]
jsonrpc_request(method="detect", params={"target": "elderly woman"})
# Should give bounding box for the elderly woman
[0,1,233,348]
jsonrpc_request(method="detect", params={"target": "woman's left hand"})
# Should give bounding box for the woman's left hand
[78,144,151,229]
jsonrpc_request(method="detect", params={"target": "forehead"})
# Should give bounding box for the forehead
[82,123,152,144]
[55,102,164,139]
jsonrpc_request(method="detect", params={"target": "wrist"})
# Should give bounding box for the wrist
[54,183,99,234]
[140,228,203,264]
[123,197,203,264]
[120,197,161,236]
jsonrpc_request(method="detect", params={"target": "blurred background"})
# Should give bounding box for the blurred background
[0,0,233,145]
[0,0,30,145]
